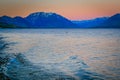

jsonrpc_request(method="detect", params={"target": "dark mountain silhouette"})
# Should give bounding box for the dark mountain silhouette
[13,16,30,27]
[25,12,76,28]
[72,17,108,28]
[100,13,120,28]
[0,12,120,28]
[72,13,120,28]
[0,16,29,28]
[0,12,76,28]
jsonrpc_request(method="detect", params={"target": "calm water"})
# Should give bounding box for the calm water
[0,29,120,80]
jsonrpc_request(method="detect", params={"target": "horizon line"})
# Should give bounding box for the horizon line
[0,11,119,21]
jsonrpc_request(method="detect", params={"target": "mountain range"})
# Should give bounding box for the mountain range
[0,12,76,28]
[72,17,109,28]
[0,12,120,28]
[72,13,120,28]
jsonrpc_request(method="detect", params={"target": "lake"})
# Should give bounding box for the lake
[0,29,120,80]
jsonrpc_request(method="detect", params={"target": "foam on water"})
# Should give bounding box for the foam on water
[0,29,120,80]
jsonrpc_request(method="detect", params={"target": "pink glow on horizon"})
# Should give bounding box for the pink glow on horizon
[0,0,120,20]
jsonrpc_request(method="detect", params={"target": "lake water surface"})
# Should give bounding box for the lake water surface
[0,29,120,80]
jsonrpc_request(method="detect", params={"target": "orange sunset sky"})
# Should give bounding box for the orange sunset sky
[0,0,120,20]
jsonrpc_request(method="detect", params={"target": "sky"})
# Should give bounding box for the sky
[0,0,120,20]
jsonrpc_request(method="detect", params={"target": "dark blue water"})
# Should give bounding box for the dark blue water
[0,29,120,80]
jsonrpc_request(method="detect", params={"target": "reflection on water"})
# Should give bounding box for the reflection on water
[0,29,120,80]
